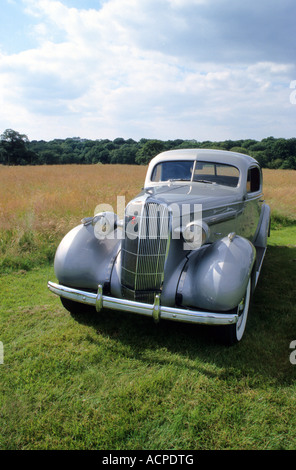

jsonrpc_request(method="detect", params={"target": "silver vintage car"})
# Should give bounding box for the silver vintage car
[48,149,271,344]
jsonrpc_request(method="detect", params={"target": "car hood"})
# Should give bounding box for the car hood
[139,183,242,212]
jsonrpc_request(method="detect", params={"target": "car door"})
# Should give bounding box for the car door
[237,165,263,241]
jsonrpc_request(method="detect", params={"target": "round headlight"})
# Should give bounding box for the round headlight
[182,221,209,249]
[92,211,117,239]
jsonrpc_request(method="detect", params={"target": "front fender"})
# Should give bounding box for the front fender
[178,235,256,311]
[54,224,120,290]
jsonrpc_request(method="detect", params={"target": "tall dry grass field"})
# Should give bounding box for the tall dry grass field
[0,164,147,236]
[263,169,296,220]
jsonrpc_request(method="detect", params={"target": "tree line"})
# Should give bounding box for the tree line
[1,128,296,169]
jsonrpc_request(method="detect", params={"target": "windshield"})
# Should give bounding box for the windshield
[151,160,193,182]
[151,160,240,187]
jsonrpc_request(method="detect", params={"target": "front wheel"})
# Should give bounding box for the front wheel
[217,278,251,345]
[60,297,96,315]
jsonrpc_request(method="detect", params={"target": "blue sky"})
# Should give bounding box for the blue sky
[0,0,296,141]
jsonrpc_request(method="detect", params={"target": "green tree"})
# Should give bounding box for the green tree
[110,143,138,164]
[0,129,29,165]
[0,144,8,164]
[229,146,249,155]
[135,140,165,165]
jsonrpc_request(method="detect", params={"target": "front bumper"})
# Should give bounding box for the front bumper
[47,281,239,326]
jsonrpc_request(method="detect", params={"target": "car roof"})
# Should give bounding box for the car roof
[148,148,257,167]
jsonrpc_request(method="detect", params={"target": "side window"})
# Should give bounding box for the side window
[247,167,261,193]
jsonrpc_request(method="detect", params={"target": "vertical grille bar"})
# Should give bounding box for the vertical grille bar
[121,201,171,302]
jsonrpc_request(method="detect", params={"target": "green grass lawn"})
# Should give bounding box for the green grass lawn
[0,227,296,450]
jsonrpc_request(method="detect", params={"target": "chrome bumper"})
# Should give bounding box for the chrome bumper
[47,281,238,326]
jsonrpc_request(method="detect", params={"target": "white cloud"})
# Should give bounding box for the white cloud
[0,0,295,141]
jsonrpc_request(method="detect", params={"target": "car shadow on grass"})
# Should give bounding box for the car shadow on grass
[69,244,296,386]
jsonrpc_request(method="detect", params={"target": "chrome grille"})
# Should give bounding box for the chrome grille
[121,201,171,302]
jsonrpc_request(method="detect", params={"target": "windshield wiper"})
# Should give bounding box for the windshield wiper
[168,178,191,182]
[194,179,215,184]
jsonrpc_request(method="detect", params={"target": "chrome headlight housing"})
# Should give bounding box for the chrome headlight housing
[92,211,118,238]
[182,220,210,250]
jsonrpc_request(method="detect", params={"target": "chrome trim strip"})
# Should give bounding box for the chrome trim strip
[48,281,238,326]
[204,209,237,225]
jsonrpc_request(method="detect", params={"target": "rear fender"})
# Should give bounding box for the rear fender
[253,203,271,248]
[178,235,256,311]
